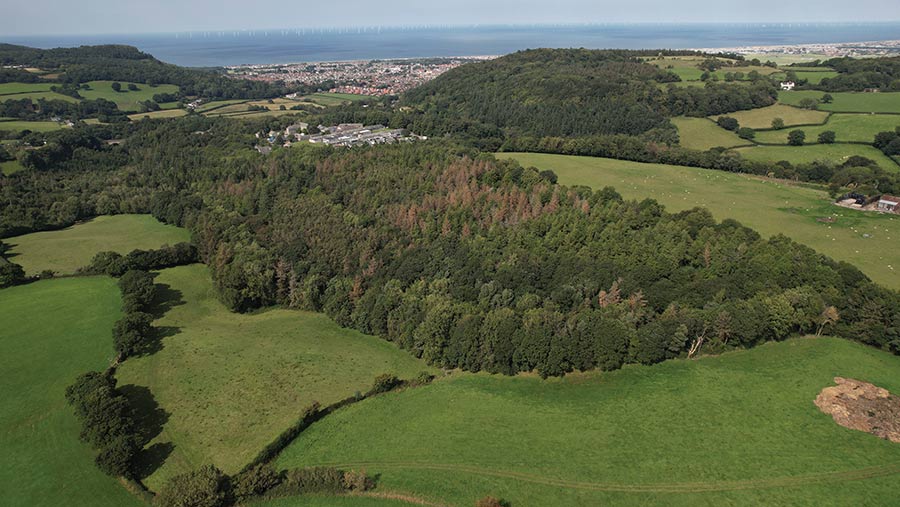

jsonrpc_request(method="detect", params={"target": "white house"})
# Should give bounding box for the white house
[876,195,900,213]
[780,81,796,91]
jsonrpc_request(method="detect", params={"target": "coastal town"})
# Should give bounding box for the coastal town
[694,39,900,60]
[227,56,495,96]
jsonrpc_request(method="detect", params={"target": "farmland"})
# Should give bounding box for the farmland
[115,264,434,490]
[0,277,145,507]
[778,91,900,114]
[0,120,66,132]
[78,81,180,112]
[276,337,900,507]
[791,70,840,84]
[735,143,899,170]
[5,214,191,275]
[0,82,56,95]
[499,152,900,290]
[127,109,188,121]
[302,92,375,107]
[671,117,749,150]
[754,113,900,145]
[0,91,80,103]
[718,103,829,129]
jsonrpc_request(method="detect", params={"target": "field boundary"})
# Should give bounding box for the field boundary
[309,461,900,494]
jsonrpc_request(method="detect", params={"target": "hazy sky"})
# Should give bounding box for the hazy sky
[3,0,899,36]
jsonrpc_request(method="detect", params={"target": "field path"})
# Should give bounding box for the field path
[317,461,900,493]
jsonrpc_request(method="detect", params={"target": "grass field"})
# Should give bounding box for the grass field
[252,495,436,507]
[0,82,56,95]
[735,143,899,170]
[779,91,900,114]
[0,91,80,104]
[1,159,25,175]
[718,103,829,130]
[194,99,249,113]
[78,81,180,112]
[498,153,900,290]
[671,117,749,150]
[0,120,66,133]
[5,214,191,275]
[276,337,900,507]
[127,109,188,121]
[791,70,840,84]
[115,264,434,490]
[0,277,146,507]
[755,113,900,145]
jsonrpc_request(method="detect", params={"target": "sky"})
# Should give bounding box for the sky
[2,0,899,36]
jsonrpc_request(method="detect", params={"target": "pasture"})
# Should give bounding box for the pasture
[718,103,829,130]
[0,82,56,95]
[5,214,191,275]
[114,264,434,490]
[735,143,899,170]
[0,120,66,133]
[499,152,900,290]
[778,91,900,114]
[302,92,374,107]
[78,81,180,112]
[671,117,749,150]
[0,91,80,103]
[754,113,900,145]
[791,70,840,84]
[0,277,145,507]
[127,109,188,121]
[276,337,900,507]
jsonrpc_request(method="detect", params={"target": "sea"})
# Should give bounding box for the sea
[4,23,900,67]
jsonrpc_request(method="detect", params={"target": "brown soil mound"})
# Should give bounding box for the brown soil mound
[815,377,900,443]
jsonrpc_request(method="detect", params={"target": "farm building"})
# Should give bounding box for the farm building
[876,195,899,213]
[780,81,796,91]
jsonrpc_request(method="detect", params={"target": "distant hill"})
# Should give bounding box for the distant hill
[401,48,777,142]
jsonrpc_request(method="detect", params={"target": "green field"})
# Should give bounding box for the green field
[0,91,80,104]
[791,70,840,84]
[115,264,434,490]
[779,91,900,114]
[1,159,25,175]
[0,120,66,133]
[0,278,145,507]
[252,495,433,507]
[0,82,56,95]
[5,214,191,275]
[78,81,180,112]
[735,143,899,170]
[194,99,250,113]
[755,113,900,145]
[671,117,749,150]
[498,153,900,290]
[719,103,829,130]
[127,109,188,121]
[276,337,900,507]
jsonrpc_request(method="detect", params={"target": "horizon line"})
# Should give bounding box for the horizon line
[5,20,900,39]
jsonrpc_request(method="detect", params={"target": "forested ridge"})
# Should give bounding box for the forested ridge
[1,117,897,377]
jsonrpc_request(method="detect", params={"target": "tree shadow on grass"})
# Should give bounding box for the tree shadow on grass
[146,281,185,319]
[119,384,174,479]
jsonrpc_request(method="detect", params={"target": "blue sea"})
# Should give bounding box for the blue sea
[4,23,900,67]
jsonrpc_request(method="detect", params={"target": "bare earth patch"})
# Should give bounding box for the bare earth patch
[815,377,900,443]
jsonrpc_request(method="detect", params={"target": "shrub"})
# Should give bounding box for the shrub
[370,373,401,394]
[736,127,755,140]
[279,467,345,495]
[716,116,739,131]
[787,130,806,146]
[410,371,435,386]
[798,98,819,110]
[771,118,785,130]
[0,261,26,288]
[818,131,836,144]
[342,469,373,491]
[155,465,230,507]
[476,496,507,507]
[232,464,281,501]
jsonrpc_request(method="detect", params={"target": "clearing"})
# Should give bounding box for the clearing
[717,103,829,130]
[0,120,66,133]
[754,113,900,145]
[498,152,900,290]
[1,159,25,175]
[276,337,900,507]
[0,82,57,95]
[128,109,188,121]
[78,81,180,112]
[671,117,749,150]
[778,91,900,114]
[5,214,190,275]
[115,264,434,490]
[0,277,145,507]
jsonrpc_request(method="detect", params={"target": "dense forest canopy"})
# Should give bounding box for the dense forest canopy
[1,117,897,378]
